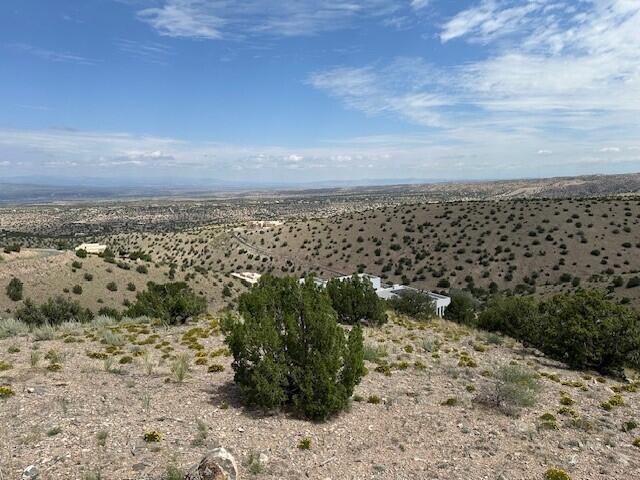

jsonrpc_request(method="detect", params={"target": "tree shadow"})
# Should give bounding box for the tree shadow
[205,380,244,409]
[204,380,330,422]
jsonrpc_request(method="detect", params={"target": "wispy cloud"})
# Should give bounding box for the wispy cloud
[410,0,431,11]
[440,0,550,44]
[7,43,98,65]
[310,1,640,139]
[114,38,173,64]
[136,0,405,40]
[309,59,449,127]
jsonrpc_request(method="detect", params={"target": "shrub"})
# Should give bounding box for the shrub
[477,290,640,375]
[0,318,29,339]
[76,249,87,258]
[298,437,312,450]
[3,243,21,254]
[97,307,122,320]
[363,343,388,362]
[16,297,93,327]
[388,290,435,321]
[143,431,162,442]
[477,295,540,343]
[6,277,23,301]
[223,275,365,420]
[476,364,541,416]
[126,282,206,324]
[325,274,387,326]
[106,282,118,292]
[129,251,152,262]
[444,290,477,325]
[0,385,15,398]
[544,468,572,480]
[72,285,83,295]
[627,276,640,288]
[539,290,640,374]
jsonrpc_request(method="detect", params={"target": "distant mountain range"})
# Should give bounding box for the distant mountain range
[0,172,639,204]
[0,175,445,189]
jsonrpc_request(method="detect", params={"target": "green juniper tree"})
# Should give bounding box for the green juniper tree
[223,275,365,420]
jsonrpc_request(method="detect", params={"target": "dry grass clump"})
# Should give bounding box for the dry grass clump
[476,364,541,416]
[170,353,190,382]
[0,318,29,339]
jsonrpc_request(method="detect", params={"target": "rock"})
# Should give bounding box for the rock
[132,462,147,472]
[185,448,239,480]
[22,465,39,479]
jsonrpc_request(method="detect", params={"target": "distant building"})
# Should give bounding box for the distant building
[377,285,451,317]
[248,220,283,229]
[75,243,107,255]
[300,272,451,317]
[231,271,262,285]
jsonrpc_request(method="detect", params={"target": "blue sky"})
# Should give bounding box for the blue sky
[0,0,639,185]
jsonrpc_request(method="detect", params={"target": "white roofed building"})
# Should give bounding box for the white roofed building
[75,243,107,255]
[300,272,451,317]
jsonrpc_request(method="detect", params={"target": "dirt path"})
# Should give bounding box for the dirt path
[1,248,65,264]
[0,249,72,282]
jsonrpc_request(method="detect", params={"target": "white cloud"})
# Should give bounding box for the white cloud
[600,147,621,153]
[311,1,640,150]
[136,0,404,40]
[309,59,449,127]
[410,0,430,11]
[138,1,224,39]
[537,149,552,155]
[440,0,549,44]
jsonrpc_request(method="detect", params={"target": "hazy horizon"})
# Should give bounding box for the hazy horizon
[1,1,639,183]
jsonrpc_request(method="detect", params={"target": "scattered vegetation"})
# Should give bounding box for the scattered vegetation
[126,282,206,325]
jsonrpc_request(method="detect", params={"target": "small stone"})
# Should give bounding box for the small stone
[22,465,39,479]
[185,448,239,480]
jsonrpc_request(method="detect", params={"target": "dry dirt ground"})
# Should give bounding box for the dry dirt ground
[1,314,639,480]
